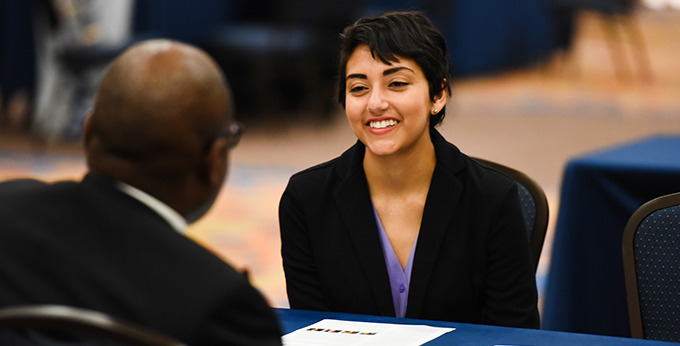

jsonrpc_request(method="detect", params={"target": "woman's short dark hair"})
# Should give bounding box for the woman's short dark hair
[338,11,452,127]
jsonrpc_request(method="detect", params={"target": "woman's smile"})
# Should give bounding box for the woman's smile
[368,119,399,129]
[367,117,400,136]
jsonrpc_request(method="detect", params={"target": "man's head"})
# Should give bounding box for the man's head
[84,39,239,223]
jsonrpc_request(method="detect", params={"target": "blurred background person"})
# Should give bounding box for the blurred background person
[2,0,575,142]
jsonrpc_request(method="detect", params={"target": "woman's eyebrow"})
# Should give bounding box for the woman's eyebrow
[383,67,413,76]
[346,67,413,80]
[346,73,367,80]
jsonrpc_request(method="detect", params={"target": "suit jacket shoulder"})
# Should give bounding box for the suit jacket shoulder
[0,173,282,345]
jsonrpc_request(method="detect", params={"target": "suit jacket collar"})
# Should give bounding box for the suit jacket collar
[331,129,466,317]
[81,172,184,232]
[333,143,395,316]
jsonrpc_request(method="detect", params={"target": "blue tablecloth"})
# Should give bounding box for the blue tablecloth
[276,308,677,345]
[543,135,680,337]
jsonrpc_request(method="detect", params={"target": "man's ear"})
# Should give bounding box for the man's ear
[202,137,230,187]
[82,112,94,148]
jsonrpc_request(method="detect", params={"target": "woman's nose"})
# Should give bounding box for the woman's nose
[367,88,388,113]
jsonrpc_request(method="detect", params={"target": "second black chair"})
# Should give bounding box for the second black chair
[622,192,680,342]
[473,158,549,272]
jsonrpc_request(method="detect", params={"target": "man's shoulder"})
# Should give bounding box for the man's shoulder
[0,178,47,191]
[0,178,78,201]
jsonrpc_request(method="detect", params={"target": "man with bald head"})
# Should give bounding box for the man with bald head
[0,40,282,345]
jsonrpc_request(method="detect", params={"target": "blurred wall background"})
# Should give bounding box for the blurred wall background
[2,0,586,142]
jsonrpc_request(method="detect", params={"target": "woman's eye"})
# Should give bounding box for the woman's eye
[349,86,367,93]
[390,81,408,88]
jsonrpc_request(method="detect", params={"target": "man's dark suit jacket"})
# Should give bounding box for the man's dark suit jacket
[279,129,540,328]
[0,173,281,345]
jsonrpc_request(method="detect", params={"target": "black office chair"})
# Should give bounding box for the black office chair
[473,158,549,272]
[622,192,680,342]
[0,305,185,346]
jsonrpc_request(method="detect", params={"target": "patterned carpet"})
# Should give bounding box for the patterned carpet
[187,165,297,308]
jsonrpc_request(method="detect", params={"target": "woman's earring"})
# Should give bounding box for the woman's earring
[433,109,438,114]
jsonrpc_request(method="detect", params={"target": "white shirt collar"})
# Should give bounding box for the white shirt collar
[116,181,188,234]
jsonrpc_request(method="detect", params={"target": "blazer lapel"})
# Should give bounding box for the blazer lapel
[406,131,464,318]
[333,143,395,316]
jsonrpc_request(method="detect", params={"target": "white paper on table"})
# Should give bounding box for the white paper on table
[282,319,455,346]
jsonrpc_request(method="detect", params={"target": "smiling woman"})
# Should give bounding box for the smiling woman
[278,11,540,329]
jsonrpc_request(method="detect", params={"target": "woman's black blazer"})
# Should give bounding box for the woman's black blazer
[279,129,540,328]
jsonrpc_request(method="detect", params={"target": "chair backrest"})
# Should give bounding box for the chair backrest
[622,192,680,342]
[472,158,549,272]
[0,305,185,346]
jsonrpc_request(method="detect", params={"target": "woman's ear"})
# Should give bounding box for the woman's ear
[432,79,449,113]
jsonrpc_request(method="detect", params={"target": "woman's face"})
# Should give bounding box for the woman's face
[344,45,447,158]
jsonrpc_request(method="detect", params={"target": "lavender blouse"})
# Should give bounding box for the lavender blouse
[372,204,418,318]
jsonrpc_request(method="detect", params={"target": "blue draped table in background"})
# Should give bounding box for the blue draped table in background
[543,135,680,337]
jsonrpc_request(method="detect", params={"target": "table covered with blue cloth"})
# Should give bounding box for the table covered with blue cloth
[276,308,678,345]
[543,135,680,337]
